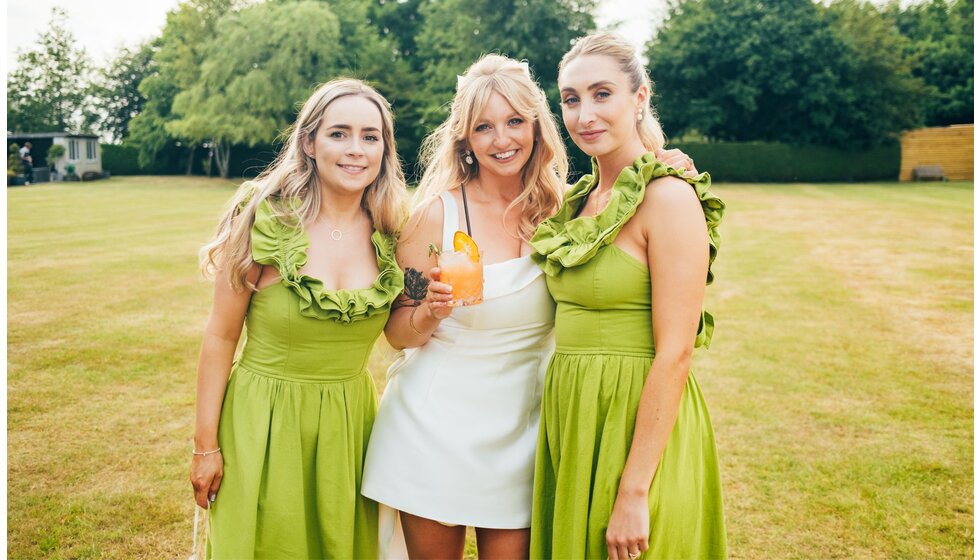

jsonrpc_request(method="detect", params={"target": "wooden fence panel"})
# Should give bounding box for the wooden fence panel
[899,124,973,181]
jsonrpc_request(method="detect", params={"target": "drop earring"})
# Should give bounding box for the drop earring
[637,108,644,122]
[464,150,474,165]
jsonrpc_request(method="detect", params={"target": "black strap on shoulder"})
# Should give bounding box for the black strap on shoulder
[459,182,473,236]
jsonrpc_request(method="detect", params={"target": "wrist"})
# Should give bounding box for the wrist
[194,435,219,451]
[420,301,446,322]
[618,475,651,498]
[410,304,435,335]
[192,447,221,456]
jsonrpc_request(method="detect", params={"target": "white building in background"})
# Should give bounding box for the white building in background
[6,132,103,180]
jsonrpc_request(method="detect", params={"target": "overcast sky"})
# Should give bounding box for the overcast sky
[5,0,667,73]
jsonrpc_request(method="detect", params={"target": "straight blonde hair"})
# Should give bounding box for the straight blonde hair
[560,33,667,152]
[201,78,408,291]
[415,54,567,241]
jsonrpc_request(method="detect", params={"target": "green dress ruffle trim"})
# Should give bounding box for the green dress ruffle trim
[250,197,404,324]
[530,152,725,347]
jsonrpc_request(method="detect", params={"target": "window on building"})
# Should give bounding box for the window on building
[86,140,96,160]
[68,139,78,161]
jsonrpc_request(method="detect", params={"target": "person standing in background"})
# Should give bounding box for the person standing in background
[19,142,33,185]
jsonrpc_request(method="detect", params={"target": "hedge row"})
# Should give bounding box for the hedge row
[102,140,901,183]
[101,143,279,179]
[671,141,900,182]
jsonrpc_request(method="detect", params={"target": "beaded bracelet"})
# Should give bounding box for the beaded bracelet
[192,447,221,456]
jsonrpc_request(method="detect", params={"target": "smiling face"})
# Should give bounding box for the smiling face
[466,91,536,180]
[558,54,647,159]
[306,95,385,196]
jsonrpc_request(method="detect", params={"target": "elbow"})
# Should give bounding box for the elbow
[656,346,694,376]
[382,327,408,351]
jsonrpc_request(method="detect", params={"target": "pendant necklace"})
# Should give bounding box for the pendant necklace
[323,218,360,241]
[327,225,356,241]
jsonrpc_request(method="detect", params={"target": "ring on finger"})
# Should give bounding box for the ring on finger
[628,552,641,560]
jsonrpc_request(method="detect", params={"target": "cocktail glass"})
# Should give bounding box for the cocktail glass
[438,250,483,306]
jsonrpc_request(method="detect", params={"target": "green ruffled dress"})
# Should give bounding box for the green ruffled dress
[207,198,403,559]
[529,154,727,559]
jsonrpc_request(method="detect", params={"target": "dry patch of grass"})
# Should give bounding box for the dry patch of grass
[7,178,973,559]
[696,181,973,559]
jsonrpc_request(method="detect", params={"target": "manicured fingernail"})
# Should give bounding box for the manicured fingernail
[209,494,216,502]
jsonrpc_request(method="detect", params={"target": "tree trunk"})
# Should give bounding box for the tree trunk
[213,140,231,179]
[185,145,196,175]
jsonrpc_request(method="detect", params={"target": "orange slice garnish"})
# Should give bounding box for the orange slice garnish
[453,230,480,262]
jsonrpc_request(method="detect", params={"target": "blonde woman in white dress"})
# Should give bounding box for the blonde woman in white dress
[362,53,699,559]
[361,54,566,558]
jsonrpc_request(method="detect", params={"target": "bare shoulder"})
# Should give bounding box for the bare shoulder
[399,194,445,247]
[637,175,702,221]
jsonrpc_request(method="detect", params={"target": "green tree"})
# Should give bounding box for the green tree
[370,0,426,62]
[90,42,155,142]
[887,0,973,126]
[7,8,93,133]
[362,0,433,178]
[168,1,346,177]
[127,0,243,172]
[413,0,596,173]
[647,0,925,148]
[821,0,927,145]
[308,0,425,179]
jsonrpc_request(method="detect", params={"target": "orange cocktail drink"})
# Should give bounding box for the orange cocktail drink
[439,231,483,306]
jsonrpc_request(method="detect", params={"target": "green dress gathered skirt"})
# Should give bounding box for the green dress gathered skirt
[207,197,404,559]
[529,154,727,559]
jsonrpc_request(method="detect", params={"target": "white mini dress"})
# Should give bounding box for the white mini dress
[361,191,556,532]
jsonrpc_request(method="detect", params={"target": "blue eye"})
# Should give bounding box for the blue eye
[329,131,345,138]
[561,96,579,107]
[475,123,490,132]
[595,91,611,100]
[365,135,380,142]
[508,117,525,126]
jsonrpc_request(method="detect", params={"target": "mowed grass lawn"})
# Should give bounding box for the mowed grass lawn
[7,176,973,559]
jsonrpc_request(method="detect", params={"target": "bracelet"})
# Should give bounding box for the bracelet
[409,305,425,335]
[192,447,221,456]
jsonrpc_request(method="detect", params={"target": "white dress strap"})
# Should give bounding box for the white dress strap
[440,191,460,251]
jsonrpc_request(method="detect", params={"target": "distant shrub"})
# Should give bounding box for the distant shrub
[671,141,901,182]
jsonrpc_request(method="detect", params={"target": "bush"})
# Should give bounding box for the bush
[671,141,901,182]
[46,144,65,168]
[8,143,25,176]
[64,164,79,182]
[101,144,148,175]
[101,142,279,178]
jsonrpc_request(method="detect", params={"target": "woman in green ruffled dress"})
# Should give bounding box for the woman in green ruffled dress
[530,34,727,559]
[189,79,407,559]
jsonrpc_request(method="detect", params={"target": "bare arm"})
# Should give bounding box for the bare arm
[190,264,260,509]
[384,198,453,350]
[605,177,709,559]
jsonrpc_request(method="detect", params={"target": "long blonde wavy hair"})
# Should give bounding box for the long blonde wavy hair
[560,33,667,152]
[414,54,567,241]
[201,78,408,291]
